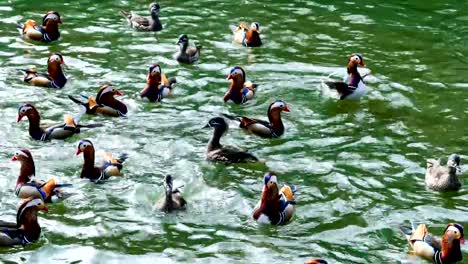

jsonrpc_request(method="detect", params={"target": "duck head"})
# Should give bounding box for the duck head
[42,11,62,26]
[348,53,365,68]
[268,100,290,115]
[164,175,173,193]
[16,198,48,228]
[177,34,189,46]
[447,154,461,174]
[263,172,279,200]
[76,139,95,156]
[148,64,162,81]
[96,84,124,102]
[440,223,464,262]
[17,103,39,123]
[48,53,64,66]
[12,149,35,182]
[444,223,464,244]
[227,66,246,84]
[250,22,260,33]
[150,3,161,16]
[203,117,229,134]
[305,260,328,264]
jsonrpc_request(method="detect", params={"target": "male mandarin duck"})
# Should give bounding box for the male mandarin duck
[12,149,70,202]
[0,198,48,246]
[203,117,258,163]
[426,154,462,191]
[231,22,262,47]
[17,11,62,42]
[76,139,128,182]
[120,2,162,31]
[176,34,201,64]
[155,175,186,212]
[225,100,290,138]
[17,103,101,141]
[304,260,328,264]
[68,84,128,117]
[402,222,464,264]
[224,66,257,104]
[253,172,295,225]
[140,64,177,102]
[22,52,67,89]
[325,53,371,100]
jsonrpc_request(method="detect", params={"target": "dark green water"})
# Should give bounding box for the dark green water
[0,0,467,263]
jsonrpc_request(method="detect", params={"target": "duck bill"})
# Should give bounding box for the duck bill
[17,115,23,122]
[11,156,17,161]
[37,204,49,212]
[58,19,63,24]
[75,149,82,155]
[461,237,465,244]
[115,90,124,96]
[283,106,291,112]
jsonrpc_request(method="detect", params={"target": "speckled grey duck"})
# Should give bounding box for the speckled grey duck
[176,34,201,64]
[204,117,258,163]
[22,53,67,89]
[121,3,162,31]
[426,154,462,191]
[156,175,186,212]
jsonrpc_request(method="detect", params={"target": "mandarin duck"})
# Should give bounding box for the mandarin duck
[22,53,67,89]
[204,117,258,163]
[0,198,48,246]
[224,66,257,104]
[140,64,177,102]
[68,84,128,117]
[253,172,295,225]
[76,139,128,182]
[231,22,262,47]
[17,11,62,42]
[12,149,71,202]
[120,2,162,31]
[325,53,371,100]
[224,100,290,138]
[155,175,187,212]
[402,222,464,264]
[426,154,462,191]
[176,34,201,64]
[304,260,328,264]
[17,103,101,141]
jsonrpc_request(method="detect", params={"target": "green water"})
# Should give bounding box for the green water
[0,0,467,263]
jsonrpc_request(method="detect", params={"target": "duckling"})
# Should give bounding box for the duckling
[176,34,201,64]
[156,175,186,212]
[203,117,258,163]
[17,11,62,42]
[76,139,128,182]
[140,64,177,102]
[22,53,67,89]
[120,2,162,31]
[17,103,101,141]
[223,66,257,104]
[68,84,128,117]
[253,172,295,225]
[12,149,71,202]
[0,198,48,246]
[426,154,462,191]
[401,222,464,264]
[231,22,262,47]
[305,260,328,264]
[325,53,370,100]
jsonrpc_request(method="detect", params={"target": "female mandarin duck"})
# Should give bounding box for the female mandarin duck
[0,198,48,246]
[325,53,370,100]
[225,100,290,138]
[17,11,62,42]
[253,172,295,225]
[76,139,128,182]
[224,66,257,104]
[426,154,462,191]
[17,103,101,141]
[140,64,177,102]
[12,149,70,202]
[22,53,67,89]
[68,84,128,117]
[176,34,201,64]
[120,2,162,31]
[231,22,262,47]
[155,175,186,212]
[204,117,258,163]
[402,222,464,264]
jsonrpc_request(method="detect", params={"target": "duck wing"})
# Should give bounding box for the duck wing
[209,146,258,163]
[325,81,356,99]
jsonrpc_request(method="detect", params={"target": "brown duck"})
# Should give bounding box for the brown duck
[22,53,67,88]
[68,84,128,117]
[17,11,62,42]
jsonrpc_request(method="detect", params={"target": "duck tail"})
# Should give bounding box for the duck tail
[168,77,177,86]
[77,123,104,129]
[194,42,202,50]
[399,220,420,241]
[116,153,128,164]
[120,10,130,18]
[16,21,24,29]
[68,95,87,106]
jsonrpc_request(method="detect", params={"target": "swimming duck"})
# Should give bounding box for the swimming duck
[120,2,162,31]
[68,84,128,117]
[176,34,201,64]
[223,66,257,104]
[231,22,262,47]
[12,149,70,202]
[305,260,328,264]
[203,117,258,163]
[325,53,370,100]
[22,53,67,89]
[252,172,295,225]
[426,154,462,191]
[225,100,290,138]
[140,64,177,102]
[0,198,48,246]
[155,175,186,212]
[17,103,101,141]
[76,139,128,182]
[17,11,62,42]
[402,222,464,264]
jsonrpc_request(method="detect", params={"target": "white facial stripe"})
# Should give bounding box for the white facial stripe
[231,68,243,76]
[271,101,285,109]
[251,23,258,30]
[80,142,91,149]
[49,54,60,62]
[15,150,28,158]
[447,226,460,233]
[152,67,161,74]
[101,86,114,95]
[269,175,277,184]
[351,55,361,63]
[20,106,32,112]
[45,14,59,20]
